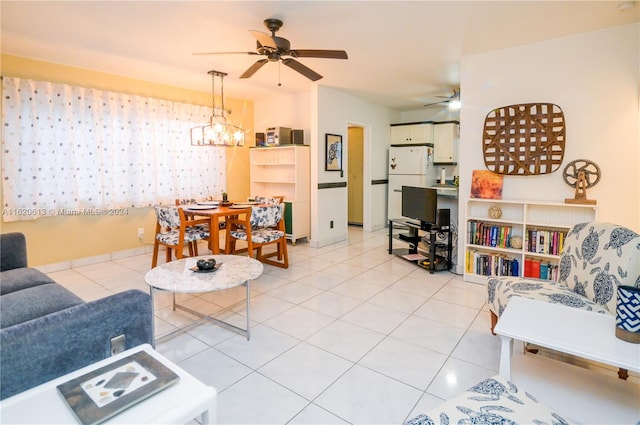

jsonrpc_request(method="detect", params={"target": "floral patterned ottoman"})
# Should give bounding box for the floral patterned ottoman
[404,375,575,425]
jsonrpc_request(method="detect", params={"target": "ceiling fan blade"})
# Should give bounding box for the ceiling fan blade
[289,49,348,59]
[423,100,449,108]
[240,59,269,78]
[193,51,259,56]
[249,30,277,50]
[282,58,323,81]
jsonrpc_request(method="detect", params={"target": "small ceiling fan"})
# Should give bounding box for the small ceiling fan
[424,88,461,109]
[193,18,348,81]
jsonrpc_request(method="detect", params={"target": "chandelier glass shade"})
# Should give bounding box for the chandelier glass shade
[191,70,245,146]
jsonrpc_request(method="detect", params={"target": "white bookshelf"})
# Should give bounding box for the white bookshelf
[463,199,598,284]
[249,146,310,244]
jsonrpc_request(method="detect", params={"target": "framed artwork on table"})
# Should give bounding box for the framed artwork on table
[57,350,179,425]
[325,134,342,171]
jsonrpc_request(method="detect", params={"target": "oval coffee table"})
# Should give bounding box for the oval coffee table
[145,255,263,341]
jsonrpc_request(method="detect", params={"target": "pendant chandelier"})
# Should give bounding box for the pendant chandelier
[191,70,245,146]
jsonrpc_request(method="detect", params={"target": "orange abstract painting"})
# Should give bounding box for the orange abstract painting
[471,170,504,199]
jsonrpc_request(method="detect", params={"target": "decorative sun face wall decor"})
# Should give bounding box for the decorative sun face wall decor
[483,103,565,175]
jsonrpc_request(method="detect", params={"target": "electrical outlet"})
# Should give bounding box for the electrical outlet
[330,220,334,229]
[110,334,126,355]
[137,228,144,239]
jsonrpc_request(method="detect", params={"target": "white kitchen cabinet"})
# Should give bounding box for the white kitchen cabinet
[390,123,433,144]
[249,146,310,243]
[433,122,459,163]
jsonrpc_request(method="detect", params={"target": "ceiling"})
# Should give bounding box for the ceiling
[2,1,638,111]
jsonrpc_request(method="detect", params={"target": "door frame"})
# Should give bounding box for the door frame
[347,121,372,232]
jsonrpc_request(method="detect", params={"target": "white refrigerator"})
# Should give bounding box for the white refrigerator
[387,144,436,220]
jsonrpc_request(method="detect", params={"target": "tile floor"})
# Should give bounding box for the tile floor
[47,226,632,424]
[50,227,499,424]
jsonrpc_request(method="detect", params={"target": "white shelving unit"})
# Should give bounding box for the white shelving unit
[463,198,598,284]
[249,146,310,244]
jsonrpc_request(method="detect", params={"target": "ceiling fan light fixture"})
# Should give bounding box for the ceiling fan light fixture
[191,70,245,147]
[195,18,347,82]
[423,88,461,109]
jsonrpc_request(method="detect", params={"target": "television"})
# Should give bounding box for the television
[401,186,437,229]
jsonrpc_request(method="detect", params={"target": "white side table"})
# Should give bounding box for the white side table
[0,344,216,424]
[494,296,640,380]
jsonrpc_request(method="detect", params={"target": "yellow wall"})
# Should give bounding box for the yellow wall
[1,54,254,266]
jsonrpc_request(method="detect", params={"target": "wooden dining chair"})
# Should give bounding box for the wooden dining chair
[174,198,209,252]
[151,206,211,268]
[225,204,289,268]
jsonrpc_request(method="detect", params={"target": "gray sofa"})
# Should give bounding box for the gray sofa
[0,232,153,399]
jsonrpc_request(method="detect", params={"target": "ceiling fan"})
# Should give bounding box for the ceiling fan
[424,88,461,109]
[193,18,348,82]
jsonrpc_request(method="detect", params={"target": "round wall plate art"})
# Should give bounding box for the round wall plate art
[483,103,565,175]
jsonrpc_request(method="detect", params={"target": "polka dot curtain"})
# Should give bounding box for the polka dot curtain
[2,77,226,221]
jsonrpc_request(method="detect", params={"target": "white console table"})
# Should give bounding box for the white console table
[0,344,217,424]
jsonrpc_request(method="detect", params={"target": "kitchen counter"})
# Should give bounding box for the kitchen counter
[432,184,458,198]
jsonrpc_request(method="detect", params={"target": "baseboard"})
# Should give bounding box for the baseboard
[36,245,161,273]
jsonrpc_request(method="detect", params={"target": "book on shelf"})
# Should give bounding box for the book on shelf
[531,259,541,278]
[525,259,533,277]
[467,220,512,248]
[511,258,519,276]
[540,262,549,280]
[526,228,568,256]
[466,249,519,277]
[490,226,497,247]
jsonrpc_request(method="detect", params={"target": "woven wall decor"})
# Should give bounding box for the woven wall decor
[483,103,565,175]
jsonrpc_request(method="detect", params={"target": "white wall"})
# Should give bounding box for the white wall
[400,108,460,123]
[254,91,311,143]
[254,87,399,246]
[458,23,640,272]
[311,85,399,247]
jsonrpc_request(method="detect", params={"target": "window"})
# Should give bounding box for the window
[2,77,226,221]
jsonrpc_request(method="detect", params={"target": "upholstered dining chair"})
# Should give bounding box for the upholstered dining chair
[252,195,284,204]
[174,198,211,251]
[151,206,211,268]
[225,204,289,268]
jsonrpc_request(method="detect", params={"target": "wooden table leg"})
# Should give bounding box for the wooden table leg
[210,217,220,254]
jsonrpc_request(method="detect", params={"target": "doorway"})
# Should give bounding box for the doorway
[347,126,364,226]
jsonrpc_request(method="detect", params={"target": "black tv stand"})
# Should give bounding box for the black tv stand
[388,218,453,273]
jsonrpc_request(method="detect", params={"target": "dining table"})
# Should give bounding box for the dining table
[180,203,255,254]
